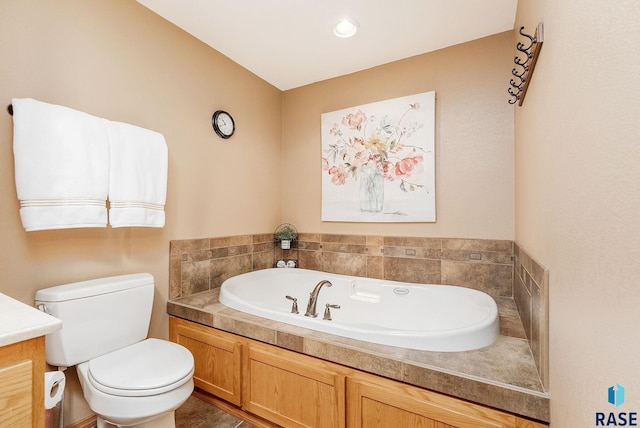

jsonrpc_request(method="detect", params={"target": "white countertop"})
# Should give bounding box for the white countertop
[0,293,61,347]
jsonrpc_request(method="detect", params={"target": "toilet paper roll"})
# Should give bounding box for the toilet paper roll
[44,370,66,410]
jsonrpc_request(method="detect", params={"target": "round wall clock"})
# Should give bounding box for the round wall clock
[212,110,235,139]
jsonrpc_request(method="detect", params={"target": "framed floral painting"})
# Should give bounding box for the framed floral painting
[321,91,435,222]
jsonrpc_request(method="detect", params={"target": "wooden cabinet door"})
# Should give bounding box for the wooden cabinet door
[347,374,518,428]
[0,360,33,427]
[0,336,45,428]
[169,317,242,406]
[243,343,346,428]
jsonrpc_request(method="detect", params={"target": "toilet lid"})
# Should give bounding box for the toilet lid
[87,338,194,397]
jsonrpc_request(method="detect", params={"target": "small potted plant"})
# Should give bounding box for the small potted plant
[275,224,298,249]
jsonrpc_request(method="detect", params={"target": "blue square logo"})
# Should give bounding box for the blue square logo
[609,384,625,407]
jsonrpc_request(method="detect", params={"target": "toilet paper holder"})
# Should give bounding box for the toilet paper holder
[44,370,66,428]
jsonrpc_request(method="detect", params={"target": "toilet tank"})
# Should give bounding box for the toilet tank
[35,273,154,368]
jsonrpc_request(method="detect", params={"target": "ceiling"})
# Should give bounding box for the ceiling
[136,0,518,91]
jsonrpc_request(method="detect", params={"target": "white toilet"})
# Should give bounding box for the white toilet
[35,273,194,428]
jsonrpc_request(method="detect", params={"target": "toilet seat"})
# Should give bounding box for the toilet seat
[87,338,194,397]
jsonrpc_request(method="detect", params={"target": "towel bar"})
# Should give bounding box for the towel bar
[7,104,13,115]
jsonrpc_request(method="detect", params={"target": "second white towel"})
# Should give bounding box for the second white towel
[107,121,168,228]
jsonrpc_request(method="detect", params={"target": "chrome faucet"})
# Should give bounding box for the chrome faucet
[304,280,332,317]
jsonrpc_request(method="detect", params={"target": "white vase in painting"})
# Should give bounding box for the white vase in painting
[359,166,384,213]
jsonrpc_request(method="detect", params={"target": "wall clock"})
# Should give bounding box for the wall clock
[212,110,235,139]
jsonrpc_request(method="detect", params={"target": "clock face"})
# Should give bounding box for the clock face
[212,110,235,139]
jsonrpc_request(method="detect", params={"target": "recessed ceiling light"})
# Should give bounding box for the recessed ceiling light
[333,18,359,38]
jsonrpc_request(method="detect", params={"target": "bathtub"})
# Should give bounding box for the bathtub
[219,268,499,352]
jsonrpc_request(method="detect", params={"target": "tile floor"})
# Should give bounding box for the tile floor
[175,395,258,428]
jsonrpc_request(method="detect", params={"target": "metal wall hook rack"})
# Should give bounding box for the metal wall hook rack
[508,22,544,106]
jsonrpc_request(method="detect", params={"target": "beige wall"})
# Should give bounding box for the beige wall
[0,1,282,423]
[282,32,515,240]
[515,0,640,426]
[0,0,282,321]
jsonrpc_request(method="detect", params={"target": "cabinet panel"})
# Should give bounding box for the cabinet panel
[0,336,45,428]
[243,344,346,428]
[347,374,516,428]
[0,360,32,427]
[169,317,242,406]
[360,395,454,428]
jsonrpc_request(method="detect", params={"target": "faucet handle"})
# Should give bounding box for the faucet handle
[285,295,299,314]
[323,304,341,321]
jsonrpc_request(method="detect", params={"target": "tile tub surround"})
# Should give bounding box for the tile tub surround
[514,243,550,392]
[169,234,275,299]
[167,289,550,423]
[170,234,524,338]
[170,234,514,299]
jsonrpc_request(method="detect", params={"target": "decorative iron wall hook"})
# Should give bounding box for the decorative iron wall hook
[508,22,544,106]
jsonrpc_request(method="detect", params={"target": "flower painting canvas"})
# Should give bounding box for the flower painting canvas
[321,91,435,222]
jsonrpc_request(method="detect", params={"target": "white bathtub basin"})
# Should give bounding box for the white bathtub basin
[219,268,499,352]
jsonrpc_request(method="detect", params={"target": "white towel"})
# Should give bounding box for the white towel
[107,121,168,228]
[12,98,110,231]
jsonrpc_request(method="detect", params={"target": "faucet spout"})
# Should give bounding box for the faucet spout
[304,280,332,317]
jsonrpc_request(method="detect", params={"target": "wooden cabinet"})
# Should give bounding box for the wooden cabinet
[170,317,242,405]
[243,342,346,428]
[0,336,45,428]
[169,317,547,428]
[347,372,541,428]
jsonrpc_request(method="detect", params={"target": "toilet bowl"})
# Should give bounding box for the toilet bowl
[35,274,195,428]
[77,339,194,427]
